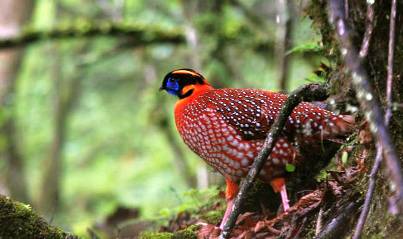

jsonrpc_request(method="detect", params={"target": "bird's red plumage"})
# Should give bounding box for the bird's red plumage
[174,86,353,183]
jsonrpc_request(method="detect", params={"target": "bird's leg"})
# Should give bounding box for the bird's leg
[219,177,239,230]
[270,177,290,212]
[279,184,290,211]
[220,198,234,230]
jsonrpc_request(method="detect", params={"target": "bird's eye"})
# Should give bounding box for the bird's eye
[168,78,174,82]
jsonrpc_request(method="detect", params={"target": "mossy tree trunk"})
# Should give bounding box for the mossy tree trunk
[307,0,403,238]
[0,0,34,204]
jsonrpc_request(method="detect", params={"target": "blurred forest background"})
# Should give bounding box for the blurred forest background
[0,0,325,236]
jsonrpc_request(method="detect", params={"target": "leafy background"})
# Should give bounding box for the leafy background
[0,0,324,236]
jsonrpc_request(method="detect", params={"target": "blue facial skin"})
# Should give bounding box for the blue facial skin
[165,78,180,96]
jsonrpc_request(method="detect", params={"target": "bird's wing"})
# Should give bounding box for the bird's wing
[210,88,286,140]
[208,88,354,141]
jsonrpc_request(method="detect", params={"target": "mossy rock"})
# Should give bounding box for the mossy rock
[0,195,76,239]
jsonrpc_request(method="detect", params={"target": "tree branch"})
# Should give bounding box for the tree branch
[328,0,403,215]
[0,22,277,52]
[0,22,185,49]
[385,0,396,127]
[352,143,383,239]
[358,2,375,59]
[353,0,397,238]
[220,83,329,238]
[315,201,362,239]
[275,0,295,91]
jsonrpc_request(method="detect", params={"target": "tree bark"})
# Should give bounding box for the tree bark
[0,0,34,203]
[307,0,403,237]
[38,44,85,216]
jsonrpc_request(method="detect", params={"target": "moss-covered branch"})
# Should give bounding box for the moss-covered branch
[0,22,185,49]
[0,21,280,54]
[0,195,77,239]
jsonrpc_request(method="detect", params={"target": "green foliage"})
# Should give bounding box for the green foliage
[158,187,221,219]
[285,163,296,172]
[286,42,323,55]
[201,210,224,225]
[0,0,323,237]
[315,169,330,182]
[341,151,348,165]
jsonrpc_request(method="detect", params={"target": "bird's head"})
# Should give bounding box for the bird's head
[160,69,209,99]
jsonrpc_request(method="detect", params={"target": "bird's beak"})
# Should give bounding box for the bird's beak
[159,86,164,91]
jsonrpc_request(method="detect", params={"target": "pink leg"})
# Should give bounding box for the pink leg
[219,198,234,229]
[271,178,290,212]
[280,183,290,212]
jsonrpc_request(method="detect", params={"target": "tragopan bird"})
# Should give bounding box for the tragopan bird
[160,69,354,229]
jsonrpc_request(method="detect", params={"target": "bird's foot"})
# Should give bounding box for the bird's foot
[270,178,290,213]
[219,198,234,230]
[280,183,290,212]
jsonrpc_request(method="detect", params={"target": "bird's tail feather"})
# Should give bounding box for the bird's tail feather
[324,114,355,139]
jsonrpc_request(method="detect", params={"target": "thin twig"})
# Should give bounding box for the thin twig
[328,0,403,216]
[220,83,329,238]
[315,201,362,239]
[276,0,295,91]
[385,0,396,126]
[315,207,324,236]
[352,144,382,239]
[352,1,397,238]
[359,2,375,58]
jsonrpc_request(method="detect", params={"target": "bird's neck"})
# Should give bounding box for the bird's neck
[189,83,214,98]
[174,84,214,115]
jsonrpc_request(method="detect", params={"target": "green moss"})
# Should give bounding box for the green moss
[305,0,350,96]
[0,195,76,239]
[139,225,199,239]
[173,225,199,239]
[307,0,340,54]
[140,231,173,239]
[200,210,224,225]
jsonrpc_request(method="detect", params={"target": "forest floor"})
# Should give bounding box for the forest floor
[131,142,367,239]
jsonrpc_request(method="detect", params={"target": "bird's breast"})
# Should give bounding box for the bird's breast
[174,94,258,178]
